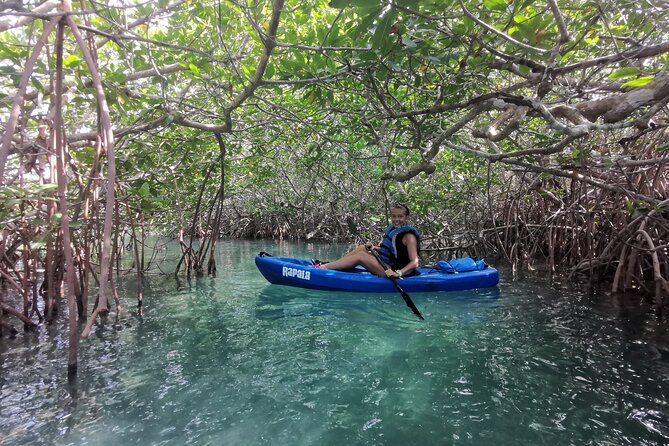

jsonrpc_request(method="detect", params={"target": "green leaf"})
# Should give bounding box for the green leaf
[330,0,379,8]
[515,15,542,44]
[108,70,127,83]
[631,206,650,219]
[657,141,669,152]
[4,198,21,207]
[30,77,44,92]
[560,50,575,63]
[352,7,382,38]
[484,0,507,11]
[33,183,58,193]
[72,146,96,164]
[63,54,81,68]
[621,76,654,88]
[453,16,475,35]
[189,63,200,76]
[371,9,397,50]
[609,67,640,80]
[265,62,275,79]
[402,37,417,49]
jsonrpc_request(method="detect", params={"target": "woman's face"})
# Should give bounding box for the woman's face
[390,207,408,227]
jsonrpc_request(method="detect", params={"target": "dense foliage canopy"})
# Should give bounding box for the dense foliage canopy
[0,0,667,369]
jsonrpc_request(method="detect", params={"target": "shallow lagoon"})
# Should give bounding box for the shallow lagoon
[1,240,668,445]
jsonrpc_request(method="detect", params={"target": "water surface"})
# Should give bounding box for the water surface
[1,240,668,445]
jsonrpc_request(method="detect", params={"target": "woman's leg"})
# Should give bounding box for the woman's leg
[318,244,366,264]
[321,249,386,276]
[341,244,368,257]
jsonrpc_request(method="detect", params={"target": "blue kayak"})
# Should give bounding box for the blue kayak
[255,255,499,293]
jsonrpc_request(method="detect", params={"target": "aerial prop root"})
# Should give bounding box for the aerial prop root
[632,229,669,308]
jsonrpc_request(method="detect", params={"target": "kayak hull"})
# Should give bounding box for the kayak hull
[255,256,499,293]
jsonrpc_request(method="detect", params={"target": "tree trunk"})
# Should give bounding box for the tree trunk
[54,20,79,377]
[66,15,118,338]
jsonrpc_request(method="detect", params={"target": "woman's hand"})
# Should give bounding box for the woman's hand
[385,269,401,278]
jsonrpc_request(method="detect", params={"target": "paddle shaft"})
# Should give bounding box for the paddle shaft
[368,247,424,321]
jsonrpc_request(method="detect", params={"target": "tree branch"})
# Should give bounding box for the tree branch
[546,0,570,44]
[0,15,61,182]
[0,0,60,32]
[225,0,284,115]
[555,41,669,75]
[444,140,662,205]
[459,0,550,54]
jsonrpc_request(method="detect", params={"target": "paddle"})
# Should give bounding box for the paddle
[367,246,424,321]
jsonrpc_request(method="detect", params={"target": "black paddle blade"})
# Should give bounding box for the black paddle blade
[392,277,424,320]
[403,293,424,320]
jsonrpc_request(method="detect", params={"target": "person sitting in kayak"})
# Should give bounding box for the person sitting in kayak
[315,204,420,278]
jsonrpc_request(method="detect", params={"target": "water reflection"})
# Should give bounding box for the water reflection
[254,282,501,321]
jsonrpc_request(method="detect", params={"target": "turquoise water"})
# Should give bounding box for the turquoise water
[1,240,669,445]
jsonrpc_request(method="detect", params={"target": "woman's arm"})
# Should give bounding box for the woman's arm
[387,233,419,278]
